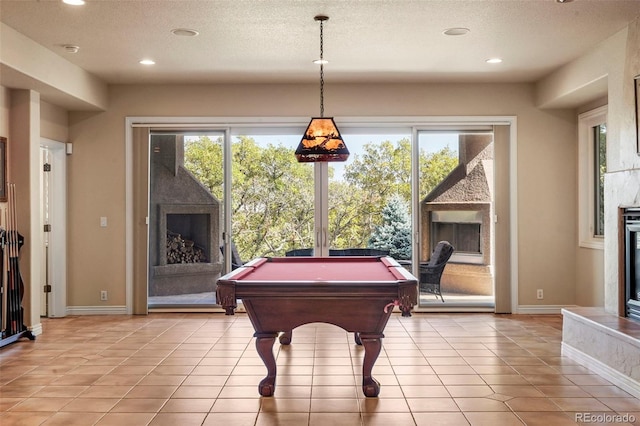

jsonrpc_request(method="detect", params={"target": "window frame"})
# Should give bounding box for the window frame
[578,105,607,250]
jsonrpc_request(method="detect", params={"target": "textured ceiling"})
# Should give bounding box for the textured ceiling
[1,0,640,85]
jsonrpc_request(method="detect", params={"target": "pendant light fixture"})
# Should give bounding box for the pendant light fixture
[295,15,349,162]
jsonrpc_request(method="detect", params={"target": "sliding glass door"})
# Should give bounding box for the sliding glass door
[148,132,225,307]
[142,123,504,311]
[417,130,495,308]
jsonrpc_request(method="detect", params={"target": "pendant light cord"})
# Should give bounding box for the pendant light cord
[319,18,324,118]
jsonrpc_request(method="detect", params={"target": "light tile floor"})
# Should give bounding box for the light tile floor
[1,313,639,425]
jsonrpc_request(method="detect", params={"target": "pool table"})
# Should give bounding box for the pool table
[216,256,418,397]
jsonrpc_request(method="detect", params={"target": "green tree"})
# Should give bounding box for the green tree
[343,138,411,207]
[230,136,314,259]
[184,134,458,261]
[185,136,314,260]
[368,194,412,260]
[334,139,411,249]
[336,138,457,250]
[184,135,224,200]
[328,180,372,248]
[418,145,459,199]
[596,124,606,235]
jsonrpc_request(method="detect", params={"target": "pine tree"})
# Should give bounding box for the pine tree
[368,194,412,260]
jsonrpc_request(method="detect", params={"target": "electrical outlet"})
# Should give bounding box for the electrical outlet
[536,289,544,300]
[100,290,108,301]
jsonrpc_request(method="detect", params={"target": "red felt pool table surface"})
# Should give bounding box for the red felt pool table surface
[229,256,409,282]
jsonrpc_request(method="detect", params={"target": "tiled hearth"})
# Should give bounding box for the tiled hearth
[562,307,640,400]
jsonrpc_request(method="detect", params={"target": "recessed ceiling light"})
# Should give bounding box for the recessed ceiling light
[486,58,503,64]
[171,28,200,37]
[443,27,470,36]
[63,45,80,53]
[139,59,156,65]
[62,0,85,5]
[313,59,329,65]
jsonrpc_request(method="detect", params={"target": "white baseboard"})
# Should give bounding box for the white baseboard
[65,304,570,316]
[562,342,640,400]
[29,322,43,336]
[66,305,128,315]
[517,304,576,314]
[413,306,495,313]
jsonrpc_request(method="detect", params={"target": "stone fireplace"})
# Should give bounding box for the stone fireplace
[149,134,222,296]
[159,205,216,266]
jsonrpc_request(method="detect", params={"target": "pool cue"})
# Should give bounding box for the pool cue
[1,206,6,337]
[6,183,19,335]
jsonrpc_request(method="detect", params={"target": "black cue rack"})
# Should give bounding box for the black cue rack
[0,228,35,348]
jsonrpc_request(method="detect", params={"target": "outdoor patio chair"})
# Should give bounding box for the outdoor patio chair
[419,241,454,302]
[220,242,244,270]
[285,248,314,256]
[329,248,390,256]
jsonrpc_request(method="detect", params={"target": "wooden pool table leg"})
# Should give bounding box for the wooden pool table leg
[279,330,292,345]
[255,332,278,396]
[354,332,362,345]
[358,333,383,397]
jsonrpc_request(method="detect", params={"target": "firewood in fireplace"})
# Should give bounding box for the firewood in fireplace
[166,230,207,264]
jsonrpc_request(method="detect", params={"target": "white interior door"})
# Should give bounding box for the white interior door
[40,139,67,318]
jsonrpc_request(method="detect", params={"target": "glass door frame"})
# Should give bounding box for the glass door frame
[126,116,518,314]
[315,163,329,256]
[414,127,496,310]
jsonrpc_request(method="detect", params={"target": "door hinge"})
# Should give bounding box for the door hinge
[43,163,52,172]
[44,224,52,232]
[43,285,52,293]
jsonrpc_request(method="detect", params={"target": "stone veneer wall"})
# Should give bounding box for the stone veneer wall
[605,170,640,313]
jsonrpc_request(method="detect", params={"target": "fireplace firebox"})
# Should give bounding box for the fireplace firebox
[624,208,640,321]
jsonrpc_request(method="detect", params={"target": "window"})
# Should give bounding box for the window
[578,106,607,249]
[594,123,606,236]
